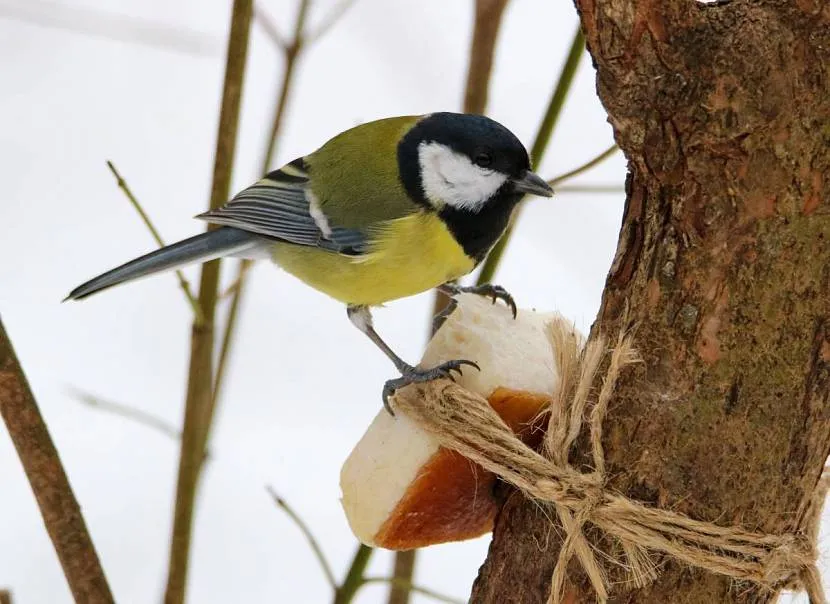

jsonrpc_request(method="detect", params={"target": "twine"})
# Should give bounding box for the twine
[390,320,827,603]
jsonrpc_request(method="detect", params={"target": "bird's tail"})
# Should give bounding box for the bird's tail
[65,227,262,301]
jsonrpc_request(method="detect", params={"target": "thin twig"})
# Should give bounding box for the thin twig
[219,261,253,299]
[556,184,625,194]
[362,577,465,604]
[71,388,180,441]
[548,144,618,187]
[333,545,374,604]
[463,0,511,115]
[105,161,204,324]
[253,2,287,49]
[0,319,114,603]
[476,25,585,286]
[212,0,312,409]
[266,486,337,589]
[163,2,253,603]
[305,0,358,45]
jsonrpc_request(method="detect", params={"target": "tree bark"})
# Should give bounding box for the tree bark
[471,1,830,602]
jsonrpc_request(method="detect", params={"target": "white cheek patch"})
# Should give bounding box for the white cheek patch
[418,142,508,212]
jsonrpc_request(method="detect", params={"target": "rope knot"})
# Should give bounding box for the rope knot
[390,320,827,604]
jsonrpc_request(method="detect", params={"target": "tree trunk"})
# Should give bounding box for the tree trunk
[471,1,830,602]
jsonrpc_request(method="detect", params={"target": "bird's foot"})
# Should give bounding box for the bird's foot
[431,297,458,334]
[439,282,517,318]
[381,359,480,415]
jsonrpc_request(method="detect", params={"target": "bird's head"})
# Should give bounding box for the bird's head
[398,112,553,213]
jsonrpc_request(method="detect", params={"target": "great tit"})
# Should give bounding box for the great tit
[66,112,553,407]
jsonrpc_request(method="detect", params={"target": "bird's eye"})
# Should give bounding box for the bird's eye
[474,152,492,168]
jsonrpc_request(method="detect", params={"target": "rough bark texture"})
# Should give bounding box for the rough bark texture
[471,1,830,602]
[0,319,114,603]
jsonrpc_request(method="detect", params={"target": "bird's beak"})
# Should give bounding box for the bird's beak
[511,170,554,197]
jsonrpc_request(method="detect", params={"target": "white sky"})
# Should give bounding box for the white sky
[0,0,823,602]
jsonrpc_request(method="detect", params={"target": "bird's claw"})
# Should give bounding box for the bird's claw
[439,283,517,319]
[381,359,481,415]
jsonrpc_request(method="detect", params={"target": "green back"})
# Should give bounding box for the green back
[304,115,422,228]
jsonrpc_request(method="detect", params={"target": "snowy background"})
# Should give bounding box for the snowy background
[0,0,822,602]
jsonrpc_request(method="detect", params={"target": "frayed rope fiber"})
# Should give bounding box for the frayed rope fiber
[390,320,826,604]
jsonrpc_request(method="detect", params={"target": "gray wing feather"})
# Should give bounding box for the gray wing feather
[196,162,368,255]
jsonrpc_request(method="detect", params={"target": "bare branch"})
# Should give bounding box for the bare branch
[70,388,180,441]
[333,545,374,604]
[463,0,511,114]
[163,2,253,602]
[305,0,358,45]
[363,577,465,604]
[0,319,114,603]
[253,2,287,49]
[105,161,204,324]
[476,25,586,286]
[266,486,337,589]
[556,184,625,194]
[213,0,314,409]
[547,144,619,187]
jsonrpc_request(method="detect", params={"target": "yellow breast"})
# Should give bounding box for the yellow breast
[270,212,475,306]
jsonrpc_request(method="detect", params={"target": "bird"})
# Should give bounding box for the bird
[65,112,554,409]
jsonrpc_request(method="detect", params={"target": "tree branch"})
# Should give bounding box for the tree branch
[0,319,114,603]
[212,0,313,410]
[163,2,253,602]
[475,25,586,286]
[333,545,374,604]
[266,486,337,589]
[463,0,511,115]
[105,160,204,323]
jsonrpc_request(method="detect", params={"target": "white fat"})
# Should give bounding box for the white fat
[418,142,508,212]
[306,189,333,238]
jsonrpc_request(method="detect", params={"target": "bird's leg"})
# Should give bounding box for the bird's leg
[347,305,480,415]
[438,282,517,318]
[347,305,413,374]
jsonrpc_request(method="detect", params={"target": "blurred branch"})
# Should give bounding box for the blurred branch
[528,26,586,167]
[476,24,586,286]
[306,0,358,44]
[556,184,625,194]
[547,144,618,186]
[363,577,464,604]
[261,0,311,172]
[0,590,11,604]
[387,550,418,604]
[333,545,374,604]
[0,0,221,56]
[266,486,337,589]
[105,160,204,324]
[253,2,288,48]
[164,2,253,603]
[0,319,114,603]
[71,388,180,441]
[463,0,511,114]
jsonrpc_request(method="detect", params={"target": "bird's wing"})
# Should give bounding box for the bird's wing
[196,157,369,255]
